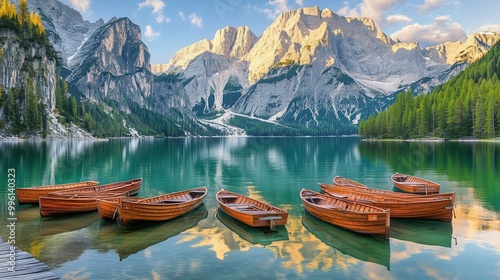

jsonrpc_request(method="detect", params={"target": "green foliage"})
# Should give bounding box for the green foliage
[359,41,500,139]
[1,77,46,135]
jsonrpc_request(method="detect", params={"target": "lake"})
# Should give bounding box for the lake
[0,137,499,279]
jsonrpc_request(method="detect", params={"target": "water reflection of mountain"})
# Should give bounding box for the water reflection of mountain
[216,208,289,245]
[95,205,208,260]
[301,211,391,270]
[40,211,101,236]
[358,141,500,212]
[390,219,453,248]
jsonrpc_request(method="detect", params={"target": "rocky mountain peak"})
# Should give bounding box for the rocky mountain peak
[211,26,257,59]
[155,25,257,74]
[69,17,150,75]
[424,31,500,64]
[17,0,104,66]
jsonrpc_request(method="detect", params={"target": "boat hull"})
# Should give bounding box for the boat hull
[16,181,99,204]
[39,193,125,217]
[116,186,207,226]
[391,173,440,194]
[97,197,141,219]
[321,183,454,222]
[301,189,390,238]
[52,178,142,196]
[330,178,455,202]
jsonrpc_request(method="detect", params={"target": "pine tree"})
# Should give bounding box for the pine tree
[17,0,27,26]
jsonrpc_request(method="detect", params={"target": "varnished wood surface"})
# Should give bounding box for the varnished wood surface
[301,189,390,238]
[16,181,99,204]
[321,182,454,222]
[216,189,288,228]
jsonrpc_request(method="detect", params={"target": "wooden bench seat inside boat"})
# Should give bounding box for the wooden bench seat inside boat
[226,203,255,209]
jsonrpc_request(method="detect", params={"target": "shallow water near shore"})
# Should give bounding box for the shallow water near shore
[0,137,499,279]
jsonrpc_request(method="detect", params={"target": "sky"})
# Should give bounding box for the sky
[59,0,500,65]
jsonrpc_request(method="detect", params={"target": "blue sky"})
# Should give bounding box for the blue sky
[60,0,500,64]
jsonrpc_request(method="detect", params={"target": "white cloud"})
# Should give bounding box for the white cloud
[391,16,467,47]
[261,0,289,19]
[189,13,203,28]
[338,0,406,28]
[139,0,170,23]
[69,0,92,17]
[475,23,500,33]
[418,0,442,14]
[386,14,411,24]
[256,0,304,20]
[144,25,160,40]
[337,5,360,18]
[179,11,186,21]
[139,0,165,14]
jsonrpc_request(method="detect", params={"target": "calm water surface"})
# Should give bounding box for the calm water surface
[0,137,499,279]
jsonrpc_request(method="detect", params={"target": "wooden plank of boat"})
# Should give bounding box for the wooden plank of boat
[216,189,288,230]
[320,183,454,222]
[97,197,141,220]
[116,186,207,226]
[391,173,440,194]
[333,175,369,188]
[50,178,142,197]
[330,176,455,202]
[16,180,99,204]
[300,189,390,238]
[39,192,127,217]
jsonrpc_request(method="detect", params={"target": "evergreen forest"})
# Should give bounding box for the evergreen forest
[358,41,500,139]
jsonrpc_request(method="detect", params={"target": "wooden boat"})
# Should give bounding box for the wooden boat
[216,189,288,230]
[331,176,455,202]
[97,197,141,220]
[16,180,99,204]
[300,189,390,238]
[320,183,454,222]
[51,178,142,197]
[39,192,126,217]
[116,186,207,226]
[391,173,440,194]
[302,211,390,270]
[216,208,289,245]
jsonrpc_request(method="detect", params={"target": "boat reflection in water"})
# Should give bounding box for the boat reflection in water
[95,204,208,260]
[39,211,101,236]
[301,211,391,270]
[390,218,453,248]
[216,208,289,245]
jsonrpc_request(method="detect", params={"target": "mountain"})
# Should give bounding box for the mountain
[23,0,218,137]
[153,26,258,115]
[14,0,104,66]
[67,17,152,103]
[155,7,500,134]
[12,2,500,137]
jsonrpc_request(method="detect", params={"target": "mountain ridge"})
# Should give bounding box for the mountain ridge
[5,2,500,137]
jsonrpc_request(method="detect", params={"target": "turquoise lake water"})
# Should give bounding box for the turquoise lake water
[0,137,499,279]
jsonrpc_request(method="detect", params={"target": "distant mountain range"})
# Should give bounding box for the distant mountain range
[12,1,500,137]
